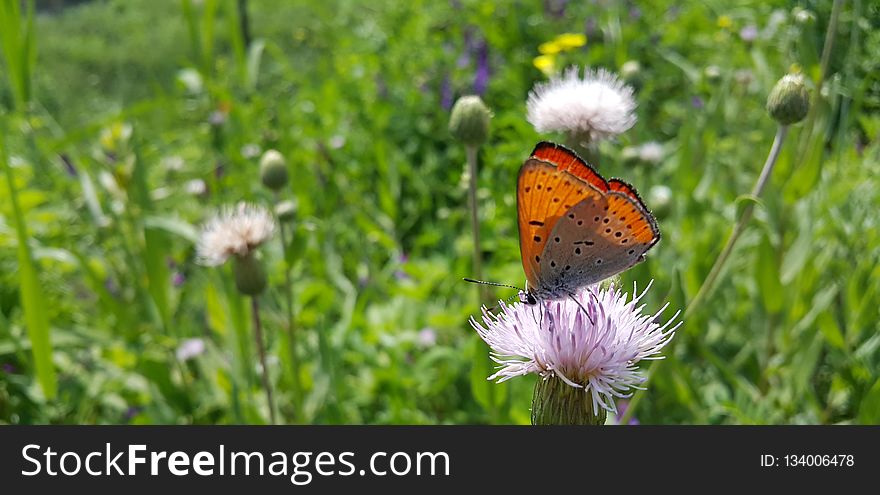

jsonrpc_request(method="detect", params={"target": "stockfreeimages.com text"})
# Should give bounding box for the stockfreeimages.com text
[21,444,450,485]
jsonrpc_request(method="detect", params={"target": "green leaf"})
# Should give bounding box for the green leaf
[780,220,813,284]
[755,233,783,313]
[131,138,171,330]
[816,311,845,350]
[245,39,265,92]
[658,49,701,83]
[1,137,56,398]
[143,215,199,244]
[785,124,825,200]
[468,334,492,410]
[858,378,880,424]
[468,334,506,417]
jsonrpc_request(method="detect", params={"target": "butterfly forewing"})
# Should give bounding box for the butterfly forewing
[517,160,604,289]
[530,142,609,193]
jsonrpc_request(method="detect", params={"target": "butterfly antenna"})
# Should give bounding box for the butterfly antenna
[462,278,523,291]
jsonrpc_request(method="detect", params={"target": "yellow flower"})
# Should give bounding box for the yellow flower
[538,41,562,55]
[554,33,587,50]
[717,15,733,29]
[533,54,557,76]
[99,121,133,152]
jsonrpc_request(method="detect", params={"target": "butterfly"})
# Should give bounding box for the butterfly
[516,141,660,304]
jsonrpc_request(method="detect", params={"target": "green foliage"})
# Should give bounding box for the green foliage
[0,0,878,425]
[0,0,36,109]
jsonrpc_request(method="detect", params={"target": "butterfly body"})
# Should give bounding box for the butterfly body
[516,142,660,302]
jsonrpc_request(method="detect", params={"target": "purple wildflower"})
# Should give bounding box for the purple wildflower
[739,25,758,42]
[615,399,640,425]
[471,282,680,414]
[176,338,206,361]
[474,40,490,95]
[441,75,454,111]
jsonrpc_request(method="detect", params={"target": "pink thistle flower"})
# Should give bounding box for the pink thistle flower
[470,282,680,415]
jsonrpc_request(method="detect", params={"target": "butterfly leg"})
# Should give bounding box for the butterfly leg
[563,289,595,326]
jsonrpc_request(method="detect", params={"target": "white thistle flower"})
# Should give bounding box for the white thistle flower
[638,142,665,164]
[176,338,206,361]
[197,203,276,266]
[526,67,637,141]
[470,282,679,414]
[185,178,207,196]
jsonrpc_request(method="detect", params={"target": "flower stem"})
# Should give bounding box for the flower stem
[565,132,599,167]
[276,196,302,422]
[465,144,487,304]
[620,126,789,426]
[466,143,500,421]
[251,296,277,424]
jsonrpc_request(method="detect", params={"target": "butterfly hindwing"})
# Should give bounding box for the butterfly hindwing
[607,179,660,246]
[537,195,651,292]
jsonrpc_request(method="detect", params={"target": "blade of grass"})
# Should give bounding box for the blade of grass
[0,0,35,110]
[131,137,172,332]
[1,134,56,399]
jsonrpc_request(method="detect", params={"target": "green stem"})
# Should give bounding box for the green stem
[818,0,843,84]
[251,296,277,424]
[277,212,302,422]
[795,0,843,163]
[466,144,501,421]
[620,126,789,426]
[564,131,600,168]
[236,0,252,48]
[465,144,486,303]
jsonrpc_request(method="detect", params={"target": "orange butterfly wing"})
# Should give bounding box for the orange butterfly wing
[517,144,605,289]
[606,179,660,246]
[531,142,609,192]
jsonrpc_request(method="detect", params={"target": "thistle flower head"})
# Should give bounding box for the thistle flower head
[449,95,492,146]
[638,141,665,164]
[527,66,637,142]
[275,199,298,223]
[176,338,206,361]
[766,73,810,125]
[197,203,276,266]
[648,184,673,219]
[259,149,289,191]
[470,282,679,414]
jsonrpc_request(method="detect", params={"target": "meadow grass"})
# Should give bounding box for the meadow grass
[0,0,878,424]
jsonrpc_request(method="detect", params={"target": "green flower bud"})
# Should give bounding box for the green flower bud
[620,60,641,80]
[531,375,607,425]
[704,65,722,82]
[233,252,267,295]
[449,95,491,146]
[766,74,810,125]
[792,7,815,25]
[259,149,289,191]
[275,199,298,222]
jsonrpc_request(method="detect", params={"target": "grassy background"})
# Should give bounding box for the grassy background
[0,0,878,424]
